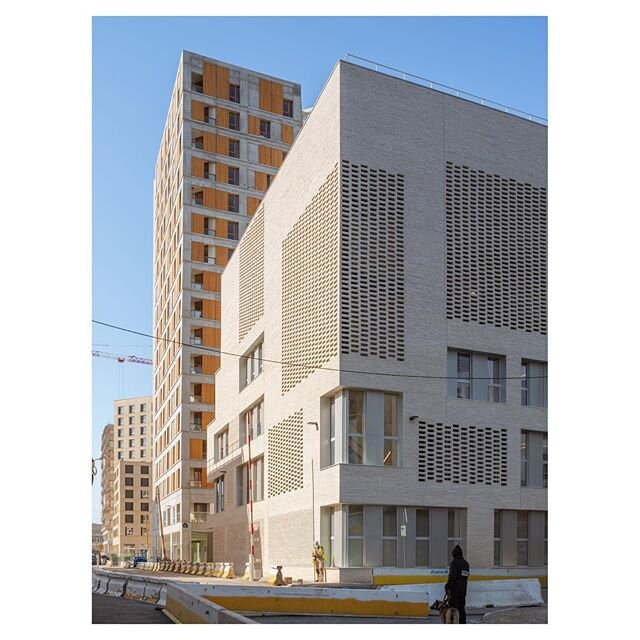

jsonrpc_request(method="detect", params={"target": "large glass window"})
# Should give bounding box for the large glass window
[348,391,365,464]
[447,509,463,557]
[456,353,471,399]
[214,477,225,513]
[329,397,336,465]
[383,394,398,465]
[516,511,529,566]
[521,361,529,405]
[494,510,501,566]
[416,508,430,566]
[347,505,364,567]
[487,357,501,402]
[252,456,264,502]
[382,507,398,566]
[543,434,548,488]
[521,432,528,486]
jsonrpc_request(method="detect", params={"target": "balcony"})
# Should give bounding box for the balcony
[190,395,202,403]
[189,423,203,432]
[190,512,209,523]
[191,282,203,290]
[205,256,216,264]
[191,366,203,374]
[189,480,204,488]
[191,310,203,318]
[190,337,202,346]
[192,85,204,94]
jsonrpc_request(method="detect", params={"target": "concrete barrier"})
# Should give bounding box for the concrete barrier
[373,566,547,587]
[143,581,164,605]
[165,583,257,624]
[190,563,199,575]
[95,574,109,595]
[124,579,146,600]
[214,562,224,577]
[191,584,430,617]
[197,563,206,576]
[92,573,100,592]
[380,578,543,609]
[105,576,127,597]
[222,563,235,579]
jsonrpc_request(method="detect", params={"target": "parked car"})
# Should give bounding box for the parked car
[100,555,108,565]
[92,554,97,565]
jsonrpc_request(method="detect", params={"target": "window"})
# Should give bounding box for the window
[140,415,147,424]
[266,174,272,188]
[228,111,240,131]
[517,511,529,566]
[117,451,123,460]
[241,401,264,442]
[487,357,501,402]
[140,438,147,447]
[193,502,209,522]
[141,465,149,474]
[241,342,263,389]
[252,456,264,502]
[348,391,365,464]
[227,221,239,240]
[228,139,240,159]
[228,247,234,260]
[140,403,146,412]
[117,418,123,426]
[259,120,271,138]
[141,490,149,499]
[229,83,240,103]
[141,477,149,487]
[383,394,398,465]
[447,509,463,558]
[117,429,123,437]
[125,514,134,523]
[329,397,336,465]
[129,405,134,413]
[283,98,293,118]
[125,490,134,499]
[117,406,123,415]
[193,136,204,151]
[494,510,501,566]
[141,502,149,512]
[129,417,134,425]
[125,477,133,486]
[544,512,548,565]
[125,527,134,536]
[214,476,225,513]
[215,428,229,462]
[382,507,398,566]
[125,465,133,474]
[129,439,134,448]
[125,502,134,511]
[521,432,528,487]
[543,434,548,488]
[228,167,240,186]
[416,508,430,566]
[236,463,250,506]
[348,505,364,567]
[128,451,135,459]
[140,426,147,435]
[521,359,548,407]
[456,352,471,399]
[227,193,239,213]
[117,440,123,449]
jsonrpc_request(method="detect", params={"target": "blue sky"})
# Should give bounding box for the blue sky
[92,15,547,519]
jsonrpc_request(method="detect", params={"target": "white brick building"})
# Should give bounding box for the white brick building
[206,60,547,583]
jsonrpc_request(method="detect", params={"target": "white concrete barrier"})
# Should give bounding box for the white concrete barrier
[124,579,146,600]
[183,583,430,617]
[105,577,127,597]
[380,578,543,609]
[95,575,109,595]
[165,583,257,624]
[92,573,100,592]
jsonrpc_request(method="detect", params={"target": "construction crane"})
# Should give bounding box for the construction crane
[92,350,152,366]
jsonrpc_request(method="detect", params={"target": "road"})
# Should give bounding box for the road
[92,594,173,624]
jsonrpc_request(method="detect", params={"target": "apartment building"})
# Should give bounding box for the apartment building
[152,51,303,562]
[99,424,114,555]
[108,397,153,559]
[206,60,547,582]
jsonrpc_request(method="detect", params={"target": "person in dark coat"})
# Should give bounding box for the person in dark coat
[445,544,470,624]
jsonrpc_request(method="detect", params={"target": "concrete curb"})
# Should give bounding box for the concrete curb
[481,606,548,624]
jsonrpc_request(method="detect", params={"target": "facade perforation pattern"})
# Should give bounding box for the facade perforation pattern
[239,207,265,340]
[340,160,406,361]
[418,421,508,486]
[267,410,304,497]
[281,165,340,394]
[445,161,547,334]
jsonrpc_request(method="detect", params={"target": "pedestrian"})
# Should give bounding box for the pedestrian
[445,544,470,624]
[311,540,326,582]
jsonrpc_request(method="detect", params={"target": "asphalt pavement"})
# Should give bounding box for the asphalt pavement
[92,594,173,624]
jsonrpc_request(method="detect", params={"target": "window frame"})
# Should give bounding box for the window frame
[456,352,472,399]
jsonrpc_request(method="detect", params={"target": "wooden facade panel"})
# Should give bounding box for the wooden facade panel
[216,163,229,185]
[189,439,205,459]
[202,355,220,375]
[271,149,285,168]
[202,327,221,347]
[215,190,228,211]
[247,197,261,216]
[259,78,272,111]
[191,157,205,178]
[217,107,229,129]
[191,213,205,235]
[215,246,229,266]
[271,82,283,114]
[203,62,216,96]
[248,115,260,136]
[255,172,268,192]
[203,270,221,292]
[202,299,220,320]
[191,241,204,262]
[201,384,215,405]
[192,100,205,122]
[203,132,217,153]
[258,145,271,166]
[215,218,228,238]
[203,188,217,209]
[201,412,215,429]
[216,135,229,156]
[216,65,230,100]
[281,124,294,144]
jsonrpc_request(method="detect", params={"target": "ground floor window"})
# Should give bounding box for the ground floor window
[415,508,430,566]
[347,505,364,567]
[382,507,398,566]
[494,509,547,567]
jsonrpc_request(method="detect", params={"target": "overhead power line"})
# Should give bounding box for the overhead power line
[92,319,547,381]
